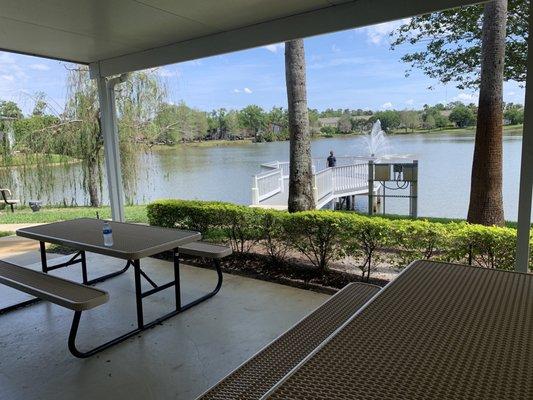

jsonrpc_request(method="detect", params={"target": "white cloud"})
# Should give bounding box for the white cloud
[381,102,393,109]
[309,56,371,70]
[405,99,414,105]
[364,18,410,45]
[331,44,341,53]
[233,87,253,94]
[452,92,477,103]
[1,74,14,81]
[263,43,284,53]
[0,53,27,81]
[157,67,180,78]
[29,63,50,71]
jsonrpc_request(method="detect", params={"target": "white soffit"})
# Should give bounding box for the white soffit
[0,0,483,77]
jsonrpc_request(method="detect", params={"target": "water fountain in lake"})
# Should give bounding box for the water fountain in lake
[362,119,390,158]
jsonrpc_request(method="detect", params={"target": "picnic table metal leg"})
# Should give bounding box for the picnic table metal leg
[66,255,223,358]
[174,251,181,310]
[85,260,132,285]
[178,258,223,312]
[68,310,144,359]
[80,251,88,284]
[133,259,144,329]
[39,241,48,273]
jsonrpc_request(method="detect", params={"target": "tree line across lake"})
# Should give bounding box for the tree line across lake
[1,90,524,157]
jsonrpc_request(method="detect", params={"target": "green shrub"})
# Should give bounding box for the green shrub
[446,224,518,270]
[147,199,222,233]
[283,211,344,272]
[341,215,391,281]
[389,219,452,267]
[259,211,291,263]
[147,199,262,252]
[147,199,532,275]
[222,206,264,253]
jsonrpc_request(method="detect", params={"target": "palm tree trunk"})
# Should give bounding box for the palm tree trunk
[467,0,507,226]
[285,39,315,212]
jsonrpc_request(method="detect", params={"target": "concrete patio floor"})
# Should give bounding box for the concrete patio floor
[0,246,329,400]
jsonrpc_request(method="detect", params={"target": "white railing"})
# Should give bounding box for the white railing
[252,168,283,204]
[260,161,290,178]
[332,164,367,193]
[313,159,328,172]
[260,162,279,172]
[262,156,374,178]
[314,168,334,202]
[254,159,373,207]
[279,162,290,177]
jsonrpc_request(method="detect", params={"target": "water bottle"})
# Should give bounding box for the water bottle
[103,222,114,247]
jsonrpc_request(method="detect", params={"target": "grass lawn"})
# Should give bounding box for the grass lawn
[0,153,78,167]
[390,124,523,136]
[0,205,148,225]
[152,139,253,151]
[0,231,13,237]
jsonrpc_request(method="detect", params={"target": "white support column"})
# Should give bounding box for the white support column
[515,5,533,273]
[96,76,126,222]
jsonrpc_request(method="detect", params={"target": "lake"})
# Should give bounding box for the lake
[3,131,526,221]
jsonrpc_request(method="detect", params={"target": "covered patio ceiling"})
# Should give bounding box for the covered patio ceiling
[0,0,531,272]
[1,0,481,76]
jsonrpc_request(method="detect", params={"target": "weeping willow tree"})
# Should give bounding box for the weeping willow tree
[62,67,166,206]
[62,68,103,206]
[116,71,167,199]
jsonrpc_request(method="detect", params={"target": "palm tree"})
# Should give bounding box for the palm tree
[285,39,315,212]
[467,0,507,226]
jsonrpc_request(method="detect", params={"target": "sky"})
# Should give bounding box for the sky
[0,19,525,115]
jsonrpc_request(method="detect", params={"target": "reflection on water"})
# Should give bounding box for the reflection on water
[1,132,524,220]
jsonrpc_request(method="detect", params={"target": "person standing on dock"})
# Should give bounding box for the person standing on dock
[327,150,337,167]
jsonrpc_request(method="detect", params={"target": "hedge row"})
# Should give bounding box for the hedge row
[147,199,532,280]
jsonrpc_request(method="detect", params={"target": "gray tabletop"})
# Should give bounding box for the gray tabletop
[16,218,201,260]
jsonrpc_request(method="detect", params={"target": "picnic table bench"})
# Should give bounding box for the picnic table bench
[0,188,19,212]
[197,282,380,400]
[0,260,110,355]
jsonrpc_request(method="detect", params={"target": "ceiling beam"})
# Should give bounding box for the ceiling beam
[90,0,483,78]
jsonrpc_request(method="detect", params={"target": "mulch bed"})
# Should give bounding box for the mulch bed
[48,244,389,294]
[161,252,389,294]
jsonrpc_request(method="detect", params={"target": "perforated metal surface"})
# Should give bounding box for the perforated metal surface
[198,283,380,400]
[265,261,533,400]
[17,219,200,259]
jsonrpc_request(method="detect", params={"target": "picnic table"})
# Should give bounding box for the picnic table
[261,260,532,400]
[10,218,223,357]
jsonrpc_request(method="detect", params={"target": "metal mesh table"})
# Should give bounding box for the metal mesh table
[264,260,532,400]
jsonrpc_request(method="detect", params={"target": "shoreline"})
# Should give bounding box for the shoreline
[149,124,524,150]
